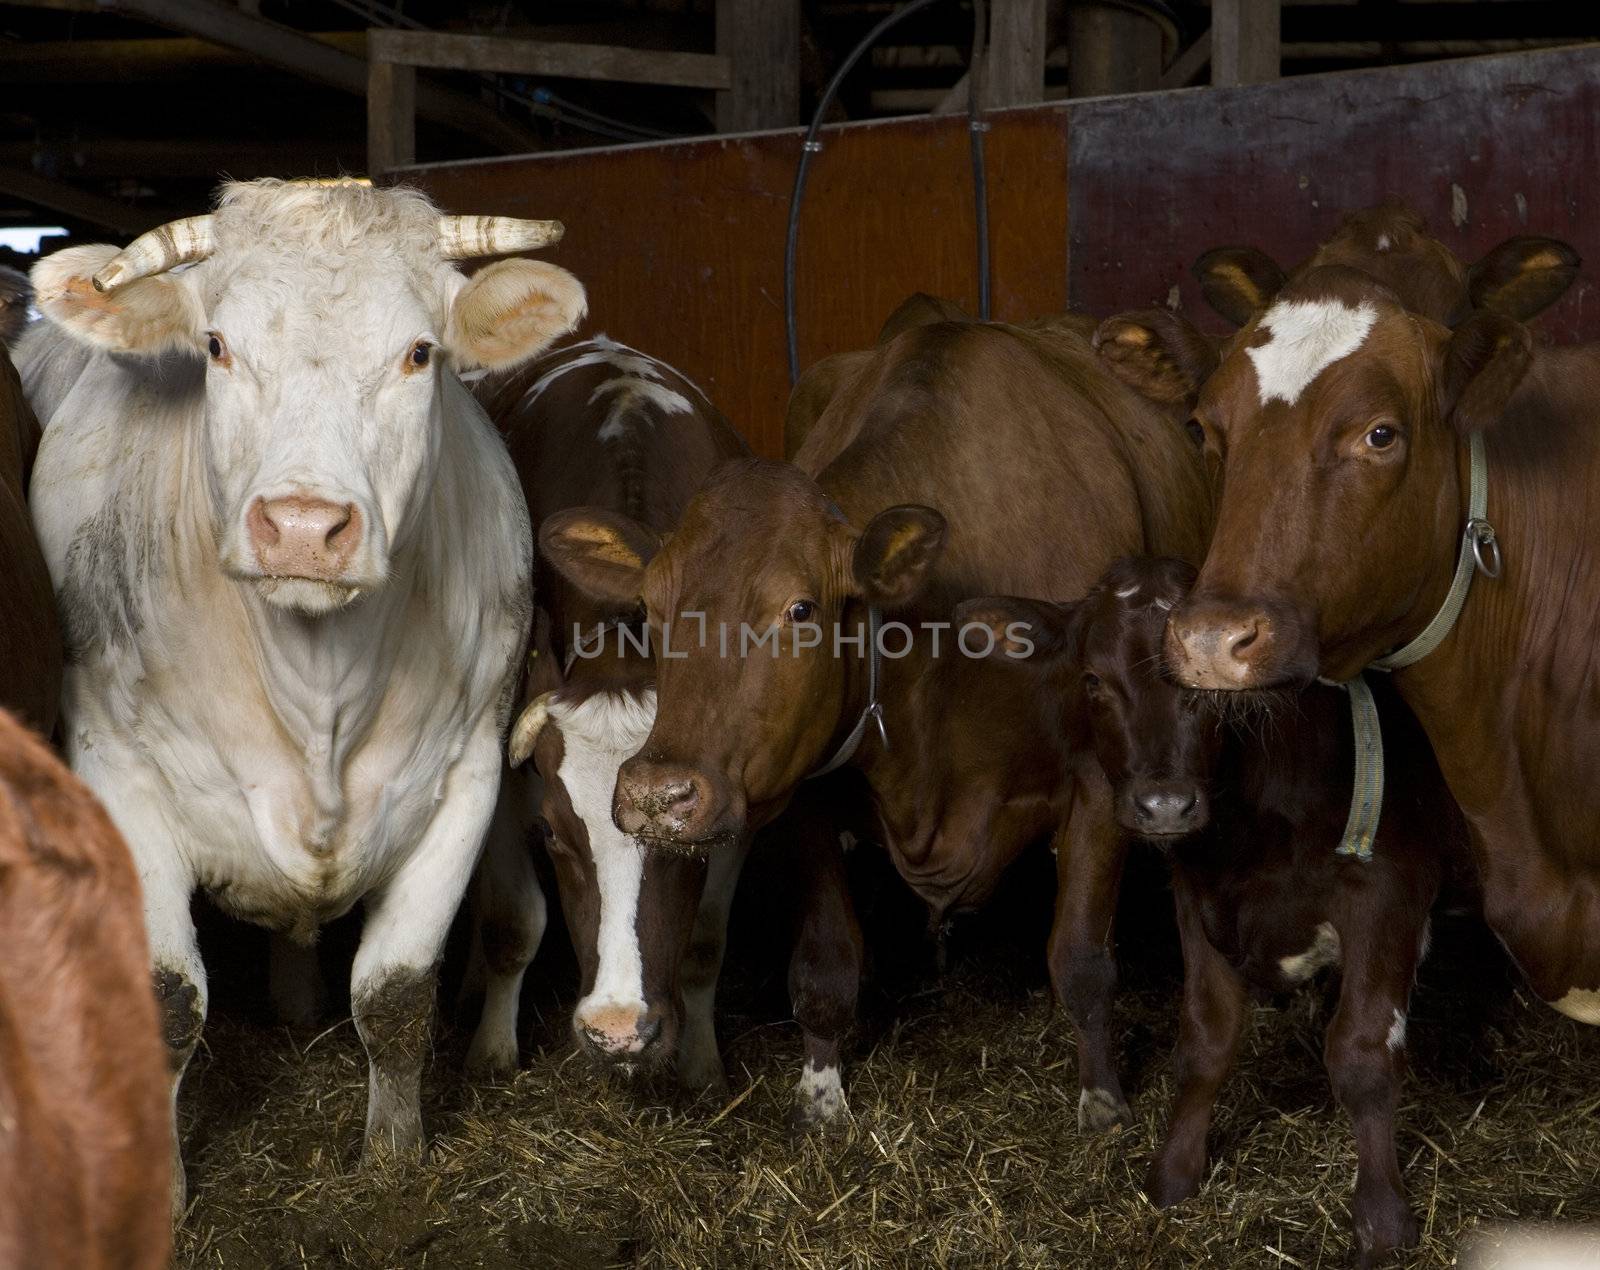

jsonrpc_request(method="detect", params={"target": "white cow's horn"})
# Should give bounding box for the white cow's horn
[438,215,564,260]
[91,216,216,292]
[508,691,558,768]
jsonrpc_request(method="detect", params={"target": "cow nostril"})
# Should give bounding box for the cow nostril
[325,505,355,549]
[637,1014,662,1047]
[1225,621,1260,659]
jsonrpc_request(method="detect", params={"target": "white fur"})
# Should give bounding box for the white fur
[1246,298,1377,407]
[557,690,660,1046]
[1386,1008,1407,1052]
[1551,987,1600,1024]
[1279,921,1343,982]
[522,334,708,421]
[591,376,693,441]
[794,1060,846,1121]
[1375,234,1391,252]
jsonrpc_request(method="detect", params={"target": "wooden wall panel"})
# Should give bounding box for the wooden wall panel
[401,109,1069,458]
[1067,43,1600,339]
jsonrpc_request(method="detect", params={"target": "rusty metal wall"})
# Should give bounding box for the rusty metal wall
[403,109,1069,458]
[1067,43,1600,338]
[404,42,1599,457]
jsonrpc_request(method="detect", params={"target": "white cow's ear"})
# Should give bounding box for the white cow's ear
[32,245,203,355]
[445,259,587,372]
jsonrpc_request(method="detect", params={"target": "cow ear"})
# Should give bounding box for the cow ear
[539,507,661,609]
[876,292,971,344]
[954,596,1078,662]
[1439,312,1532,437]
[1468,236,1580,322]
[32,245,203,355]
[446,258,587,372]
[851,505,946,609]
[1193,247,1286,327]
[1093,309,1218,406]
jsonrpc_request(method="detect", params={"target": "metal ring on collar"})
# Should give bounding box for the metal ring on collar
[1468,519,1502,579]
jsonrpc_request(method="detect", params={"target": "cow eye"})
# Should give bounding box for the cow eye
[1083,671,1102,693]
[206,333,226,360]
[1365,423,1398,449]
[1184,419,1205,447]
[410,340,433,368]
[786,599,817,624]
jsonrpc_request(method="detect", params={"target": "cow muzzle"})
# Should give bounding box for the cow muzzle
[1166,599,1299,690]
[232,490,385,613]
[613,756,744,851]
[573,997,668,1064]
[1120,779,1209,839]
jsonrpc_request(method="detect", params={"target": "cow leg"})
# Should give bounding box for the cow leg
[351,729,500,1161]
[465,767,547,1077]
[1326,920,1421,1267]
[1048,763,1131,1131]
[676,837,749,1092]
[268,933,324,1028]
[783,802,863,1132]
[1146,873,1246,1207]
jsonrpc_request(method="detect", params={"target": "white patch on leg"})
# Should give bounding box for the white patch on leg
[1078,1086,1131,1132]
[556,691,660,1047]
[1550,987,1600,1025]
[793,1060,846,1126]
[1246,299,1377,406]
[1279,921,1343,983]
[1386,1008,1407,1052]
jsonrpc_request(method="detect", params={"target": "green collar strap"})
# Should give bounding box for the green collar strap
[1326,432,1497,861]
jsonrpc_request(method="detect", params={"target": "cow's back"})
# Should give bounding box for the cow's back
[795,319,1211,604]
[0,348,61,734]
[0,708,170,1269]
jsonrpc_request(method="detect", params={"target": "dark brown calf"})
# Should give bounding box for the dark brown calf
[486,337,862,1120]
[962,557,1462,1267]
[541,312,1214,1127]
[0,707,170,1269]
[1195,199,1577,328]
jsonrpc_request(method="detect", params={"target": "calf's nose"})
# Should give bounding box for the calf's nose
[249,496,362,580]
[1165,604,1277,689]
[575,1001,663,1057]
[1134,785,1204,836]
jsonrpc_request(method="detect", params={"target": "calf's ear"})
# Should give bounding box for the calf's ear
[446,259,587,372]
[876,292,971,344]
[1093,309,1218,406]
[1468,236,1579,322]
[954,596,1078,662]
[1192,246,1286,327]
[1439,311,1532,437]
[851,505,946,609]
[32,245,203,355]
[539,507,661,609]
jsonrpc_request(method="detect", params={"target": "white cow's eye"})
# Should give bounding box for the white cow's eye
[409,341,432,369]
[207,333,226,360]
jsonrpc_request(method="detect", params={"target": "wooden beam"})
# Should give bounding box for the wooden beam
[0,138,355,178]
[94,0,538,156]
[985,0,1048,108]
[0,166,171,234]
[1212,0,1280,86]
[365,28,729,89]
[1159,30,1212,90]
[0,33,368,83]
[715,0,799,132]
[367,56,416,177]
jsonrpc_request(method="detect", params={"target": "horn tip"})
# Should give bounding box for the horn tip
[91,270,116,292]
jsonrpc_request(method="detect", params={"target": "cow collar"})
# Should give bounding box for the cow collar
[807,606,888,779]
[1322,431,1498,860]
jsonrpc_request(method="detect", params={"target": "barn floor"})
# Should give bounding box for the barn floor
[172,847,1600,1270]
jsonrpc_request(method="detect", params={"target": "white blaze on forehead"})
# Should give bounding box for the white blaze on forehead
[1246,298,1378,407]
[556,690,658,1024]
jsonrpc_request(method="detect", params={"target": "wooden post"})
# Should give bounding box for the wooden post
[367,56,415,177]
[1212,0,1280,87]
[985,0,1048,108]
[1066,2,1162,97]
[715,0,800,132]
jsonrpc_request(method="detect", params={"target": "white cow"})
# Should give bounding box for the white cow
[24,179,585,1211]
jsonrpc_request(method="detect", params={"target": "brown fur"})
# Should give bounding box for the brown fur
[0,348,61,734]
[0,708,171,1269]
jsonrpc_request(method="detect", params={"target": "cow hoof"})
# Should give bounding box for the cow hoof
[677,1054,730,1096]
[1354,1194,1419,1268]
[789,1062,848,1133]
[1077,1086,1132,1133]
[1144,1155,1203,1209]
[464,1031,519,1080]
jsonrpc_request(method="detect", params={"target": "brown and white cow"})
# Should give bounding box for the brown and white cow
[1194,199,1579,330]
[0,345,59,735]
[484,338,862,1121]
[540,309,1213,1128]
[1162,250,1600,1029]
[0,706,171,1269]
[961,557,1464,1266]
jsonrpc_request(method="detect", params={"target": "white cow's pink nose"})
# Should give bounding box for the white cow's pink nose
[575,1001,662,1056]
[248,496,362,580]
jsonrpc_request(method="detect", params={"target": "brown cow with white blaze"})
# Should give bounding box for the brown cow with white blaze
[1164,240,1600,1027]
[541,309,1213,1128]
[488,338,861,1119]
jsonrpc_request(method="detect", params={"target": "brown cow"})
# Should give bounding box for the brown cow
[1195,199,1578,329]
[0,266,30,347]
[0,345,60,734]
[0,707,171,1269]
[961,557,1464,1266]
[484,337,862,1122]
[540,313,1213,1127]
[1163,254,1600,1029]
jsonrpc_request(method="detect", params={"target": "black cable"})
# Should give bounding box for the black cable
[968,0,990,320]
[784,0,947,386]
